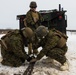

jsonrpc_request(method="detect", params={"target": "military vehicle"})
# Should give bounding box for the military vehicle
[17,4,67,34]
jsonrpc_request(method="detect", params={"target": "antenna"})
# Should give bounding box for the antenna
[59,4,61,11]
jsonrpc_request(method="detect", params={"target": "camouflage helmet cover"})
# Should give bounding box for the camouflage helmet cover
[35,26,48,38]
[29,1,37,8]
[22,27,34,38]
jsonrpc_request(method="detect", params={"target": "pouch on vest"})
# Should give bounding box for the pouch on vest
[57,37,67,48]
[32,12,39,23]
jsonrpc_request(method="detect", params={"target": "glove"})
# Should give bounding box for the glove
[27,57,32,62]
[27,56,35,62]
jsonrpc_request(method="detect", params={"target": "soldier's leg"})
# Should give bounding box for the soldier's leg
[47,48,67,64]
[1,59,14,67]
[8,55,25,67]
[1,43,14,66]
[47,48,69,71]
[1,55,23,67]
[62,44,68,55]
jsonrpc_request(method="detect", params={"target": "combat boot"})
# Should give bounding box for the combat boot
[60,60,69,71]
[1,59,14,67]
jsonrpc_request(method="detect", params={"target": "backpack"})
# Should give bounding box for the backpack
[1,30,19,49]
[54,29,68,48]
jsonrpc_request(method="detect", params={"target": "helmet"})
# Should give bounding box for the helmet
[29,1,37,8]
[22,27,34,38]
[35,26,48,38]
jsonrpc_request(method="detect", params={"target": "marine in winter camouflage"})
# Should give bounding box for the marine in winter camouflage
[1,27,33,67]
[32,26,68,65]
[25,1,44,31]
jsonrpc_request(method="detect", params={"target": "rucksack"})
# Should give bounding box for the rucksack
[54,29,68,48]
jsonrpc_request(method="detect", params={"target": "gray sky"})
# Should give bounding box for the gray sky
[0,0,76,29]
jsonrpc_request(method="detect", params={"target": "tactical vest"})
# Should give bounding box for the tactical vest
[32,12,39,22]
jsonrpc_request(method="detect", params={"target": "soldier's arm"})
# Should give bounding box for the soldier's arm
[28,43,33,55]
[10,38,29,59]
[36,36,60,60]
[44,36,60,50]
[26,12,36,25]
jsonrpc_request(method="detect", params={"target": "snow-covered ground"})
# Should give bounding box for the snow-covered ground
[0,32,76,75]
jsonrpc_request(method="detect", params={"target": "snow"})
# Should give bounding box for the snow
[0,34,5,40]
[0,32,76,75]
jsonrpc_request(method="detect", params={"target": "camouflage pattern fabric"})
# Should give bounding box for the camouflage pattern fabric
[33,29,68,65]
[26,10,44,31]
[1,30,29,67]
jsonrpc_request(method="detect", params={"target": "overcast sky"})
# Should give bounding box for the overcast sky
[0,0,76,29]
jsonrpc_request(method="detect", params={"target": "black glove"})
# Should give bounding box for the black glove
[27,57,32,62]
[27,56,35,62]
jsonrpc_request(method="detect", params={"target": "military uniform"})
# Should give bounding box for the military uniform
[1,30,29,67]
[33,29,68,65]
[25,1,44,31]
[26,10,44,31]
